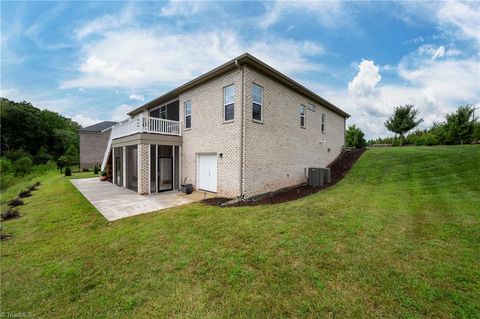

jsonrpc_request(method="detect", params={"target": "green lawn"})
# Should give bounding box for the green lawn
[1,146,479,318]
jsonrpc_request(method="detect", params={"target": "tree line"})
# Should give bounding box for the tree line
[346,104,480,148]
[0,98,81,188]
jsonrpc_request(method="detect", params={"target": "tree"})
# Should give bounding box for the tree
[444,105,475,144]
[346,125,367,148]
[384,104,423,145]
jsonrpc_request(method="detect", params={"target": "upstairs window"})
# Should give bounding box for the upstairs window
[321,113,326,133]
[252,84,263,122]
[223,85,235,121]
[184,100,192,129]
[299,105,306,128]
[160,105,167,119]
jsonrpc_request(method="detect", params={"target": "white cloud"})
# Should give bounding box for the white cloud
[259,0,347,29]
[348,60,381,97]
[111,104,134,121]
[74,4,136,40]
[129,94,144,101]
[432,46,445,60]
[61,27,324,89]
[159,0,205,17]
[437,1,480,42]
[71,114,102,127]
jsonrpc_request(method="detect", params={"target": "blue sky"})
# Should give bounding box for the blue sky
[1,1,479,138]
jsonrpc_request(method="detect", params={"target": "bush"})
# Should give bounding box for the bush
[7,198,24,207]
[424,133,438,146]
[18,190,32,198]
[100,170,107,177]
[93,165,99,174]
[415,136,425,146]
[0,173,15,190]
[4,149,32,162]
[0,157,13,174]
[65,167,72,176]
[1,209,20,221]
[13,157,33,176]
[33,147,53,165]
[346,125,367,148]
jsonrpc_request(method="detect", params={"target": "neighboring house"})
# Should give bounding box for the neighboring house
[79,121,117,169]
[100,53,350,198]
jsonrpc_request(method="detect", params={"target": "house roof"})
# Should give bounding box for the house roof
[78,121,118,132]
[128,53,350,118]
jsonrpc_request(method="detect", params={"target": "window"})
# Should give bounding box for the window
[159,105,167,119]
[321,113,326,133]
[299,105,306,127]
[252,84,263,121]
[223,85,235,121]
[184,100,192,129]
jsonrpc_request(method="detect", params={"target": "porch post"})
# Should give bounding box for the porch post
[173,145,176,191]
[122,146,127,188]
[137,144,149,195]
[112,148,115,185]
[179,145,182,189]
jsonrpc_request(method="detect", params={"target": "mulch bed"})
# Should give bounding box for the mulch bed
[202,148,367,207]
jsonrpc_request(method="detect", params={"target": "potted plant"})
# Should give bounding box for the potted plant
[100,170,107,181]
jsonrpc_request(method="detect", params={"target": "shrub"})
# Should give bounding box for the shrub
[93,165,99,174]
[33,147,53,165]
[13,157,33,176]
[7,198,24,207]
[0,173,15,190]
[18,190,32,198]
[100,170,107,177]
[1,209,20,221]
[82,168,90,172]
[424,133,438,146]
[415,136,425,146]
[65,167,72,176]
[346,125,367,148]
[4,149,32,162]
[0,157,13,174]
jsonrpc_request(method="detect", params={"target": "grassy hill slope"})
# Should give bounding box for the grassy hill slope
[1,146,479,318]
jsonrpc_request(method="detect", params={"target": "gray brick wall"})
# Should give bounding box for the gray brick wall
[175,65,345,198]
[178,68,243,198]
[80,131,111,169]
[242,66,345,197]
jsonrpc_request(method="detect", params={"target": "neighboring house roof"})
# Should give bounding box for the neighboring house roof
[78,121,117,132]
[128,52,350,118]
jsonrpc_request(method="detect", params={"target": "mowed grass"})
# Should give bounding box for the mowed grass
[1,146,479,318]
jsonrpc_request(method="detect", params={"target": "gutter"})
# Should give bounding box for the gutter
[236,59,245,197]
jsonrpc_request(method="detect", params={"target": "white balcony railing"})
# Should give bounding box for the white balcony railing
[101,114,181,170]
[111,114,181,139]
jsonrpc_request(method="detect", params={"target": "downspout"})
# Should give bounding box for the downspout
[235,59,245,197]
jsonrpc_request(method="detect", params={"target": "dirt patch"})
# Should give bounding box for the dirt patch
[202,148,366,207]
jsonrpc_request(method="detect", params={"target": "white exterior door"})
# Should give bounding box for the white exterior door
[198,154,217,192]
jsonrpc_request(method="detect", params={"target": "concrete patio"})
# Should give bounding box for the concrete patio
[70,178,205,221]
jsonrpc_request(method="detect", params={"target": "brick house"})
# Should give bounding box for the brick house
[79,121,117,170]
[96,53,349,198]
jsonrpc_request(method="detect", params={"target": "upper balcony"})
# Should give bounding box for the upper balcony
[111,114,181,140]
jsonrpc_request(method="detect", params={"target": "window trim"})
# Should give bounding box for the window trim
[252,83,264,123]
[184,100,192,130]
[300,105,306,128]
[223,84,235,123]
[321,113,326,133]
